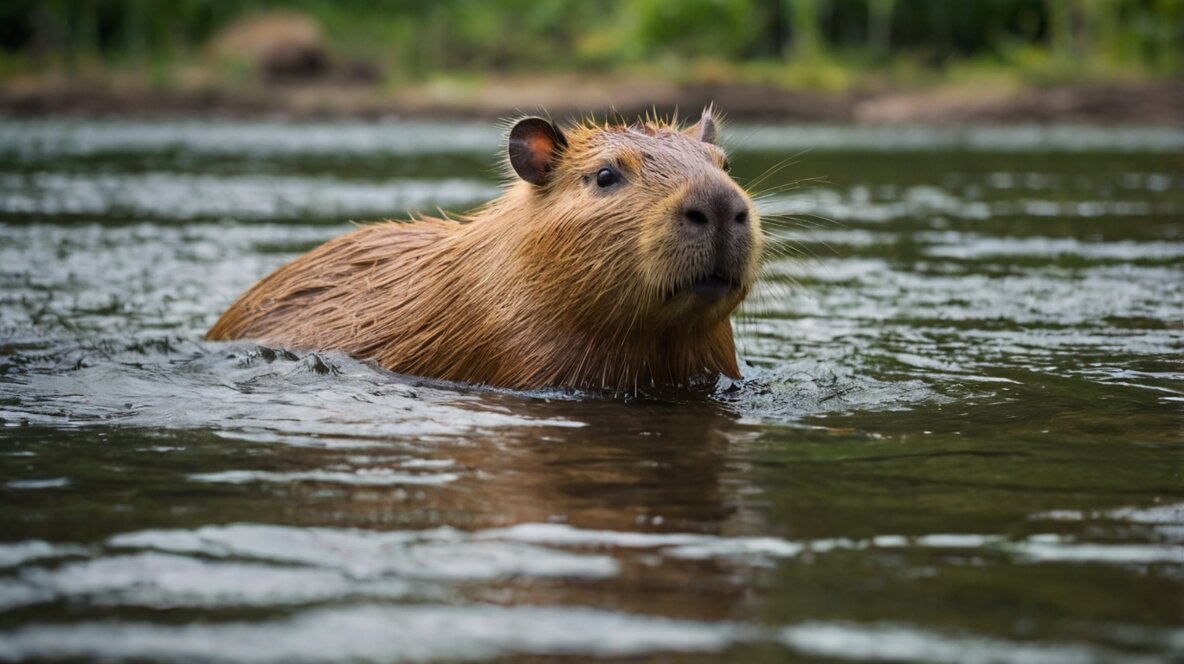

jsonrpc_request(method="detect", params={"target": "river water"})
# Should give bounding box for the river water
[0,118,1181,662]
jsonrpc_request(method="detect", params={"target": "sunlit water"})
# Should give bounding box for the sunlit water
[0,118,1181,663]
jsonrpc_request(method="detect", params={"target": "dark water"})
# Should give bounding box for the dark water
[0,119,1181,662]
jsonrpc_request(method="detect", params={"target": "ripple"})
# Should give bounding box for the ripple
[107,524,619,580]
[0,339,583,439]
[484,523,1184,569]
[0,541,88,568]
[737,124,1184,153]
[1030,503,1184,543]
[0,604,738,663]
[483,523,805,560]
[1008,537,1184,565]
[191,468,460,486]
[1,521,1177,659]
[0,607,1163,663]
[0,171,498,220]
[1032,503,1184,526]
[0,119,502,159]
[3,477,68,490]
[880,532,1184,566]
[923,236,1184,261]
[761,256,1181,326]
[761,188,1177,225]
[778,622,1167,664]
[10,552,423,609]
[7,121,1180,162]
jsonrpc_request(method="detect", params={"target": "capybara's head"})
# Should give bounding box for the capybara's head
[505,108,762,334]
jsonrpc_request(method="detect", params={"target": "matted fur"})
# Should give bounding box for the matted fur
[206,109,763,392]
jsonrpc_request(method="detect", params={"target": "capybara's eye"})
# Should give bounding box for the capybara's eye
[722,157,731,173]
[596,167,620,188]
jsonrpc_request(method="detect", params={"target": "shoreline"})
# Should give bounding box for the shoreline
[2,76,1181,126]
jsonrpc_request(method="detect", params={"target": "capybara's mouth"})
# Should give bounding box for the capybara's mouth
[678,273,736,302]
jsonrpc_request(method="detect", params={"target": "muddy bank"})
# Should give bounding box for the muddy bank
[2,75,1181,125]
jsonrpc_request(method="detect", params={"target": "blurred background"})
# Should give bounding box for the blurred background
[1,0,1181,122]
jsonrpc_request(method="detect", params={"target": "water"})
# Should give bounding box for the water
[0,118,1181,663]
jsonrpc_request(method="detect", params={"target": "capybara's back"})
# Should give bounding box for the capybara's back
[207,109,763,391]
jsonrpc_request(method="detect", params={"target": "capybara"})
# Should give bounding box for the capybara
[207,108,763,391]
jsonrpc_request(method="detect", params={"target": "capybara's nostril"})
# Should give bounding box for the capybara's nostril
[685,208,710,225]
[734,210,748,225]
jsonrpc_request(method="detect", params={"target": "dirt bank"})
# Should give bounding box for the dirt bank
[2,75,1181,126]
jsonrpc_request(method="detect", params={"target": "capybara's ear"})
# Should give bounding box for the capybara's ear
[696,105,715,143]
[693,106,717,145]
[509,117,567,186]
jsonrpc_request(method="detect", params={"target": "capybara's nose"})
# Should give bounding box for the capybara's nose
[682,184,750,231]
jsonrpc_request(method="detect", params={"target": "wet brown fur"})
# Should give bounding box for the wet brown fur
[206,110,763,391]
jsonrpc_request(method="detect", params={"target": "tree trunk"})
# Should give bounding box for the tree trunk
[787,0,822,59]
[868,0,896,58]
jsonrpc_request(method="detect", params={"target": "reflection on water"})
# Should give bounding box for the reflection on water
[0,119,1181,662]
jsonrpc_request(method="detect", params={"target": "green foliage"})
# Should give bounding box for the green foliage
[0,0,1179,84]
[633,0,766,60]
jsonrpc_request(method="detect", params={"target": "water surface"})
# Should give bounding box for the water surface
[0,118,1181,662]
